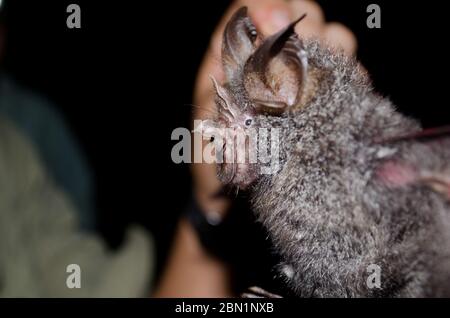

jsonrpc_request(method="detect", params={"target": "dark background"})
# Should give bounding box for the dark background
[0,0,448,285]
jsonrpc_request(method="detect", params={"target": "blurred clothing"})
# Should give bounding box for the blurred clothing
[0,74,94,229]
[0,116,154,297]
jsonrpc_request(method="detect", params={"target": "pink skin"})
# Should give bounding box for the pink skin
[376,160,450,199]
[376,161,418,187]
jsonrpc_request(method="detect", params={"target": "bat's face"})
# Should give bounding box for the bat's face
[204,7,309,188]
[209,77,259,188]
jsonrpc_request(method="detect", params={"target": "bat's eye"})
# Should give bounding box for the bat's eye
[210,136,215,143]
[245,119,253,127]
[249,29,257,41]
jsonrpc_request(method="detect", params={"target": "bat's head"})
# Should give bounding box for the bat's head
[202,7,309,188]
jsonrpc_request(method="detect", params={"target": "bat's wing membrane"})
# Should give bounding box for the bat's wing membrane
[376,126,450,200]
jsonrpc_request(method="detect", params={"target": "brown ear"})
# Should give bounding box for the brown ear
[244,14,308,115]
[222,7,259,81]
[210,75,239,121]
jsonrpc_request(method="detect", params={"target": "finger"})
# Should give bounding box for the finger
[290,0,326,38]
[249,0,291,35]
[323,22,358,56]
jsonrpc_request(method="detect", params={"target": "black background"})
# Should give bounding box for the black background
[1,0,448,286]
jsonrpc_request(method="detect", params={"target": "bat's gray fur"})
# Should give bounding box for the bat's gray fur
[251,42,450,297]
[211,8,450,297]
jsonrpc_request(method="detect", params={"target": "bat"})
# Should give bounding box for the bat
[200,7,450,297]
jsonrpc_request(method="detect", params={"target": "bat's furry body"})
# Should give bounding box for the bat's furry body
[208,7,450,297]
[251,41,450,297]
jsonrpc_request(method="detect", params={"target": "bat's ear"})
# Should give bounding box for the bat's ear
[222,7,259,81]
[244,14,308,115]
